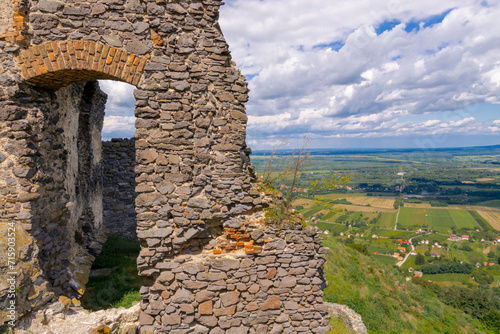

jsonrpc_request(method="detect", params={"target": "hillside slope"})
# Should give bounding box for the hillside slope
[322,235,489,334]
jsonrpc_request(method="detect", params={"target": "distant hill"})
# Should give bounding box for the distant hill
[252,144,500,156]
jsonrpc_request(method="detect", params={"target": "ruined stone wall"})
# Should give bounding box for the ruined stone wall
[0,1,332,332]
[102,138,137,239]
[139,221,332,334]
[0,80,107,322]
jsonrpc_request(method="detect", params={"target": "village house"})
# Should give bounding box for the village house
[414,271,423,277]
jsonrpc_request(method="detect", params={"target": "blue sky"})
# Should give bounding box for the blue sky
[100,0,500,149]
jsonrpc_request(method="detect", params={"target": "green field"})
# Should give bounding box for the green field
[372,229,416,239]
[398,207,480,232]
[377,212,396,228]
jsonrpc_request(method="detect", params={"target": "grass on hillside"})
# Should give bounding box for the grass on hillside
[322,235,487,334]
[81,234,144,310]
[425,273,472,284]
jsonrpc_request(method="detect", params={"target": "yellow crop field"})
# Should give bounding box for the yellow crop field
[467,206,500,230]
[344,196,395,209]
[476,178,495,182]
[322,193,395,209]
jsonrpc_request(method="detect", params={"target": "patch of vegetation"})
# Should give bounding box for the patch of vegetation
[420,262,474,275]
[413,280,500,333]
[415,253,426,265]
[81,234,144,311]
[476,200,500,208]
[322,235,487,333]
[331,198,353,205]
[430,200,449,207]
[346,242,369,255]
[326,317,353,334]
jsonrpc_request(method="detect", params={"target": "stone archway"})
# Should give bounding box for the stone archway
[0,1,332,333]
[18,41,147,89]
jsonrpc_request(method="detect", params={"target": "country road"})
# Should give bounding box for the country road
[396,235,418,267]
[394,206,401,230]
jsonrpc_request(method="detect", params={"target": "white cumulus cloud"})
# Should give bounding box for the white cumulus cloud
[220,0,500,148]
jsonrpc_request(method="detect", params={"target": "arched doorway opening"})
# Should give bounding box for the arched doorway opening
[11,41,147,300]
[78,80,142,310]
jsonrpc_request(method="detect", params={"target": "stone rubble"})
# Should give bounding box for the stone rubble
[14,298,140,334]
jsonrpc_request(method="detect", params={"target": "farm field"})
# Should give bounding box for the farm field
[376,212,396,228]
[466,206,500,230]
[296,195,500,235]
[397,207,480,232]
[294,197,397,217]
[322,193,395,209]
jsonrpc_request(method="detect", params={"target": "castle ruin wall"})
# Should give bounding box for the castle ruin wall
[102,138,137,239]
[0,1,333,332]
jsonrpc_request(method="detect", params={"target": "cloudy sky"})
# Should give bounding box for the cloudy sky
[100,0,500,150]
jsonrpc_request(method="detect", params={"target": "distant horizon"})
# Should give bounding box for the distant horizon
[251,142,500,153]
[101,134,500,151]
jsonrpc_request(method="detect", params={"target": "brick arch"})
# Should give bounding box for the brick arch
[17,41,148,90]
